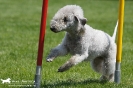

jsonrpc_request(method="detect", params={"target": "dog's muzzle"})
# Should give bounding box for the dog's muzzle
[50,27,58,33]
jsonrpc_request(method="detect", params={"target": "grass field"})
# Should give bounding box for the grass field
[0,0,133,88]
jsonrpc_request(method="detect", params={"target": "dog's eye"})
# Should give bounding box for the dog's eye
[63,17,68,22]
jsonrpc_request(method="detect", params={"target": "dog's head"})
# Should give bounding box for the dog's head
[50,5,87,33]
[7,78,11,80]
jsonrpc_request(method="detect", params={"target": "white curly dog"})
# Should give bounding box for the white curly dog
[46,5,118,82]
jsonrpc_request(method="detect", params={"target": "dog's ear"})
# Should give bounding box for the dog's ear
[74,16,87,26]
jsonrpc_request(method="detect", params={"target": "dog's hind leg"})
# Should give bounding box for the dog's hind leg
[90,57,104,74]
[91,55,115,82]
[99,57,115,82]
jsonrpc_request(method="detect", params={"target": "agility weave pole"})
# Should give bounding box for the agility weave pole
[34,0,48,88]
[115,0,125,84]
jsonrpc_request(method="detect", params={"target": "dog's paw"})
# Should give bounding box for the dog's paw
[58,61,73,72]
[58,67,65,72]
[58,65,69,72]
[46,58,53,62]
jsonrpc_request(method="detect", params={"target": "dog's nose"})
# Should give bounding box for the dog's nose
[50,27,57,32]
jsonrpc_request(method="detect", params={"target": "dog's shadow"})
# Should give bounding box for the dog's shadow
[42,78,107,88]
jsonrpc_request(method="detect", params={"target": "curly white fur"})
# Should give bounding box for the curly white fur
[46,5,117,82]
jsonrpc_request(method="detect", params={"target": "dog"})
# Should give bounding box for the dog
[46,5,118,82]
[1,78,11,84]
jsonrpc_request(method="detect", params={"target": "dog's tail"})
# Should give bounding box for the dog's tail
[112,21,118,41]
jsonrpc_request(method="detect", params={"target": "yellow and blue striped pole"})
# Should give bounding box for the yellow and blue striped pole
[115,0,125,84]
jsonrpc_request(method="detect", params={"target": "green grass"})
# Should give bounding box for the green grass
[0,0,133,88]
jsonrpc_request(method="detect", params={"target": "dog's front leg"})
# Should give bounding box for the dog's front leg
[58,53,88,72]
[46,44,68,62]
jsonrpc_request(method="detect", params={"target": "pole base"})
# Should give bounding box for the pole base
[34,66,42,88]
[114,62,121,84]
